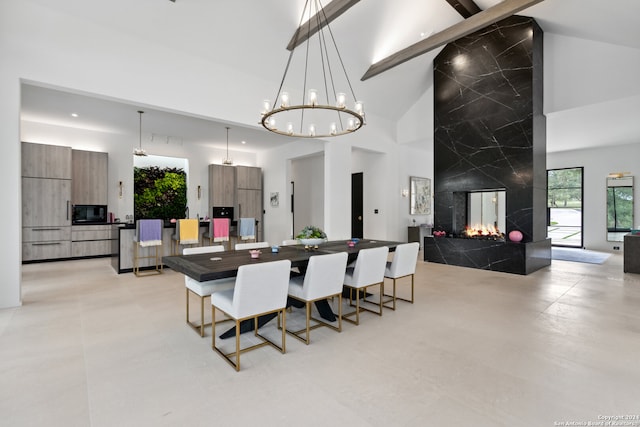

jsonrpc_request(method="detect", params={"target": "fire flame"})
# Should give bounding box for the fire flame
[464,224,502,238]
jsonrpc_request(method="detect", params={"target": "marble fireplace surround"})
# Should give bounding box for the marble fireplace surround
[426,15,551,275]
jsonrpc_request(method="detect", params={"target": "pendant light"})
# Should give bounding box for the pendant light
[260,0,364,138]
[133,110,147,156]
[222,126,233,165]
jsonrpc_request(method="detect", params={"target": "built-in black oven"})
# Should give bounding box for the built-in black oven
[212,206,234,220]
[72,205,107,224]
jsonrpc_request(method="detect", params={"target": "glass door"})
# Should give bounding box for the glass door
[547,167,583,247]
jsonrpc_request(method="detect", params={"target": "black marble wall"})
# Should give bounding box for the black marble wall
[430,15,550,274]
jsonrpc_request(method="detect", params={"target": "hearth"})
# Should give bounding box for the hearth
[428,15,551,275]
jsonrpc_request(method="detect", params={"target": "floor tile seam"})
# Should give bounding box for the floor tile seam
[534,275,586,318]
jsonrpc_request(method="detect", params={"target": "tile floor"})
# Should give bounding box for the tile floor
[2,253,640,426]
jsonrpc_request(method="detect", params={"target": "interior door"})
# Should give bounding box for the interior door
[351,172,363,238]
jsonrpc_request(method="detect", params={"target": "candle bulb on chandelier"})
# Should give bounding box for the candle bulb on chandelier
[262,100,271,115]
[308,89,317,106]
[280,92,289,108]
[336,93,346,108]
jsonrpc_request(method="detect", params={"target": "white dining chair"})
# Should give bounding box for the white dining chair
[211,259,291,371]
[286,252,348,344]
[383,242,420,310]
[234,241,270,251]
[342,246,389,325]
[183,245,235,337]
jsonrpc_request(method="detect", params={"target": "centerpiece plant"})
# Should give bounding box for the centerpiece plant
[296,225,327,240]
[296,225,327,249]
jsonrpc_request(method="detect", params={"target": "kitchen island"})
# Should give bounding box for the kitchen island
[111,221,209,274]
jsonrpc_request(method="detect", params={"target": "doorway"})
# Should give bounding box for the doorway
[351,172,363,238]
[547,167,583,247]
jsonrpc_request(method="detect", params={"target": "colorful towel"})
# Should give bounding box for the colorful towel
[137,219,163,247]
[213,218,230,242]
[178,219,200,244]
[239,217,255,240]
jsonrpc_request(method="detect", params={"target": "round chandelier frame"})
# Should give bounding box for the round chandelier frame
[260,0,365,138]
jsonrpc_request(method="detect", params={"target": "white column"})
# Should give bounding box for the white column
[323,142,351,240]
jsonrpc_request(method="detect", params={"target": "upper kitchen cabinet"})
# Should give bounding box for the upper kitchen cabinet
[208,164,236,209]
[72,149,108,205]
[22,142,71,179]
[236,165,262,190]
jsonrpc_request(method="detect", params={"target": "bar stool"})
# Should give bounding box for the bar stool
[171,218,200,254]
[238,217,256,243]
[202,218,230,250]
[133,219,164,277]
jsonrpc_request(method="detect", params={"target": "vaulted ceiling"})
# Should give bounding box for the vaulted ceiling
[19,0,640,153]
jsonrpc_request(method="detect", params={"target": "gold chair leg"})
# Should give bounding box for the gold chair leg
[199,295,205,337]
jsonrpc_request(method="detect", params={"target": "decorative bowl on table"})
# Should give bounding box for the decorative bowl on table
[296,225,327,250]
[249,250,261,259]
[298,238,326,249]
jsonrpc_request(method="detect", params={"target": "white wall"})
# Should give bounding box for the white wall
[291,155,324,238]
[547,143,640,252]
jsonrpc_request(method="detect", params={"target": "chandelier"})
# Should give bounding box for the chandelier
[133,110,147,156]
[260,0,364,138]
[222,126,233,165]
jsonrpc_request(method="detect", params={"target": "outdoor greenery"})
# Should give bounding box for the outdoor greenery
[134,166,187,220]
[607,186,633,231]
[547,168,582,208]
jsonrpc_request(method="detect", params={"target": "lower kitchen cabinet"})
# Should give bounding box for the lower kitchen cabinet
[22,226,71,261]
[71,225,113,257]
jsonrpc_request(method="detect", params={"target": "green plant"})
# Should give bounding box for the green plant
[134,166,187,220]
[296,225,327,240]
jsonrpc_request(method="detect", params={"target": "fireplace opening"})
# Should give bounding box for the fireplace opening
[455,189,506,239]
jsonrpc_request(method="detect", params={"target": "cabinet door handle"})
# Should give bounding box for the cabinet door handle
[33,228,61,231]
[32,242,61,246]
[67,201,70,221]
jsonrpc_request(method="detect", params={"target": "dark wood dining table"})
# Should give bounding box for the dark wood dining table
[162,239,401,337]
[162,239,401,282]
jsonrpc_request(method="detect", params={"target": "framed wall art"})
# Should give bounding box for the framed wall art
[270,192,279,207]
[410,176,431,215]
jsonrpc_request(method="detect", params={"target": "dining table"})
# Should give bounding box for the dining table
[162,239,401,282]
[162,239,401,337]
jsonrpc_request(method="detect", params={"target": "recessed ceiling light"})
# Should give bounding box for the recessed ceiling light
[71,113,78,118]
[241,140,246,144]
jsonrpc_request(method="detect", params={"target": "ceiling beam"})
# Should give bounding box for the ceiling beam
[361,0,545,81]
[287,0,360,51]
[445,0,481,18]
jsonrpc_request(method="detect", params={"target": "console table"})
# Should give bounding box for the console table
[624,233,640,273]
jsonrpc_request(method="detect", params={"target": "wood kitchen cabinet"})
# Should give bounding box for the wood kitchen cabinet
[235,166,262,240]
[208,164,263,240]
[236,165,261,190]
[22,142,72,179]
[208,164,236,210]
[22,142,73,261]
[22,177,71,227]
[72,149,108,205]
[71,224,113,257]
